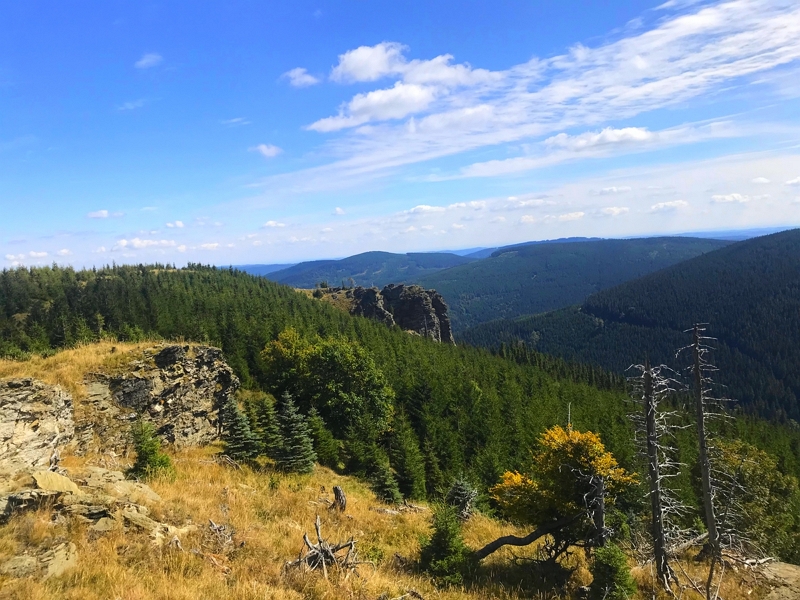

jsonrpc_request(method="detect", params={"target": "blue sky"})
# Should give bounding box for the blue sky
[2,0,800,267]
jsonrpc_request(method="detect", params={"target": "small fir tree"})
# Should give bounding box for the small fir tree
[420,504,473,587]
[220,396,262,462]
[275,392,317,473]
[389,413,427,499]
[445,476,478,521]
[590,543,637,600]
[251,393,282,460]
[307,407,340,469]
[130,420,174,480]
[370,457,403,505]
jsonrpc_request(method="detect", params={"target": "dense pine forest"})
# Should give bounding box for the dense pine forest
[261,250,475,289]
[462,229,800,421]
[2,262,800,561]
[418,237,731,331]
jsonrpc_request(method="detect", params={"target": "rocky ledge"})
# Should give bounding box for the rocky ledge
[320,283,455,344]
[1,345,239,473]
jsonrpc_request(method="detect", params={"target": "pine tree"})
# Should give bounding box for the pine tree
[445,476,478,521]
[389,414,427,499]
[275,392,317,473]
[419,504,473,587]
[130,420,175,480]
[370,457,403,505]
[220,396,262,462]
[307,407,340,469]
[251,393,282,460]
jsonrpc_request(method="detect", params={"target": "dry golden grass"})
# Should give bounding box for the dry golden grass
[0,445,565,600]
[0,341,155,400]
[0,343,779,600]
[296,288,357,314]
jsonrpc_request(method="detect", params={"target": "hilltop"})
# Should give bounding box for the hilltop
[262,251,476,289]
[418,237,731,331]
[461,229,800,420]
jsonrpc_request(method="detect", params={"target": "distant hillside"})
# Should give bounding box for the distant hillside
[235,263,295,276]
[265,250,475,288]
[419,237,731,331]
[461,229,800,420]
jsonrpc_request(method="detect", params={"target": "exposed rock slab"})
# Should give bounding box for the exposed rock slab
[32,471,80,494]
[78,345,239,453]
[350,284,454,343]
[0,379,74,475]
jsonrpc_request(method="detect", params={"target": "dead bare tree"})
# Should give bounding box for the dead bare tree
[629,360,687,592]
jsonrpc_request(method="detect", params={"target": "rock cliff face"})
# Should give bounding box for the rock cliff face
[0,345,239,474]
[0,379,74,476]
[351,284,455,344]
[78,345,239,453]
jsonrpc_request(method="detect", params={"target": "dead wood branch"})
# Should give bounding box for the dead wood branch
[473,513,581,561]
[285,515,371,577]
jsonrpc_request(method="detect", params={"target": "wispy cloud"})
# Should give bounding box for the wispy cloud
[711,192,749,203]
[282,67,320,87]
[166,221,184,228]
[651,200,689,212]
[262,220,286,228]
[135,53,163,69]
[117,99,147,111]
[250,144,283,158]
[87,210,109,219]
[221,117,251,126]
[254,0,800,192]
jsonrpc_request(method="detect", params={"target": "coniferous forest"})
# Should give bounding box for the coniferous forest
[2,259,800,568]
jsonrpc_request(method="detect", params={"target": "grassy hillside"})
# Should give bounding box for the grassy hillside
[418,237,731,331]
[461,229,800,421]
[0,344,786,599]
[265,251,476,289]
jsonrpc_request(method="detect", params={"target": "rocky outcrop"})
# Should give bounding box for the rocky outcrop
[0,345,239,473]
[0,379,74,476]
[350,284,455,344]
[78,345,239,453]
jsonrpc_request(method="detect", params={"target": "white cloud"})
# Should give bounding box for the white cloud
[117,99,146,111]
[268,0,800,192]
[787,176,800,185]
[250,144,283,158]
[600,186,632,195]
[546,127,654,152]
[88,209,109,219]
[28,251,48,258]
[331,42,408,83]
[115,238,176,250]
[451,223,465,229]
[520,215,538,223]
[135,53,162,69]
[263,220,286,228]
[752,177,771,183]
[407,204,446,214]
[490,216,506,223]
[557,211,585,221]
[166,221,184,228]
[56,249,71,256]
[5,253,24,262]
[308,82,436,132]
[93,246,107,254]
[711,193,749,203]
[334,207,345,215]
[321,227,333,233]
[650,200,688,212]
[282,67,320,87]
[177,245,187,252]
[221,117,251,126]
[200,243,220,250]
[601,206,630,216]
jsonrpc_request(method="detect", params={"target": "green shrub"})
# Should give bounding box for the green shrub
[590,543,636,600]
[307,407,341,469]
[129,421,175,481]
[419,505,473,587]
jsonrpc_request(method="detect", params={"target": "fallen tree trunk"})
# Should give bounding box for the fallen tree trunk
[473,514,581,561]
